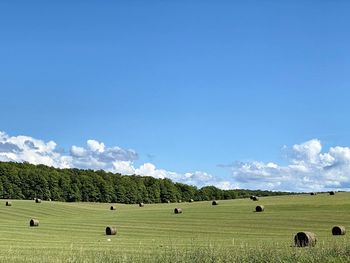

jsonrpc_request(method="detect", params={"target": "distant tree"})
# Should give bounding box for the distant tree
[0,161,294,203]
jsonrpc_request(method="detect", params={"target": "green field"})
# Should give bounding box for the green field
[0,193,349,262]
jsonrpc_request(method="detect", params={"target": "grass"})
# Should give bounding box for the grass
[0,192,349,262]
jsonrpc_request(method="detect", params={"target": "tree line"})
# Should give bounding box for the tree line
[0,161,293,203]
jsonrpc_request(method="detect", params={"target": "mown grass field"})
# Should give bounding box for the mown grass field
[0,193,349,262]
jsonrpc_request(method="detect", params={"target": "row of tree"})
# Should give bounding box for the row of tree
[0,162,293,203]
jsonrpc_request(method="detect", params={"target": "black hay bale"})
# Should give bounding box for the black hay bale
[332,226,346,236]
[255,205,264,212]
[105,226,117,235]
[139,202,144,207]
[30,219,39,227]
[212,200,218,205]
[294,231,316,247]
[174,208,182,214]
[5,201,12,206]
[329,191,335,195]
[110,206,116,210]
[35,198,41,203]
[189,199,194,203]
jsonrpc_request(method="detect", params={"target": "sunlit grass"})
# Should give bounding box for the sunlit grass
[0,192,349,262]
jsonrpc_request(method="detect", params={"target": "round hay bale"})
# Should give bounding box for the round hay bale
[105,226,117,235]
[5,201,12,206]
[189,199,194,203]
[329,191,335,195]
[174,208,182,214]
[332,225,346,235]
[310,192,317,196]
[212,200,218,205]
[30,219,39,227]
[294,231,316,247]
[110,206,116,210]
[255,205,264,212]
[252,196,259,201]
[250,195,255,200]
[35,198,41,203]
[139,202,144,207]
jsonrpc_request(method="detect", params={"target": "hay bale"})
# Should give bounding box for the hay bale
[174,208,182,214]
[35,198,41,203]
[189,199,194,203]
[329,191,335,195]
[255,205,264,212]
[178,200,182,203]
[105,226,117,235]
[5,201,12,206]
[110,206,116,210]
[294,231,316,247]
[212,200,218,205]
[332,226,346,236]
[250,195,255,200]
[310,192,317,196]
[139,202,144,207]
[30,219,39,227]
[252,196,259,201]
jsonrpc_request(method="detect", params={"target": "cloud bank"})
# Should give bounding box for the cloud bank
[228,139,350,191]
[0,131,349,192]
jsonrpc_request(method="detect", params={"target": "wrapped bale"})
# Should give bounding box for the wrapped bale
[105,226,117,235]
[255,205,264,212]
[30,219,39,227]
[174,208,182,214]
[332,226,346,236]
[294,231,316,247]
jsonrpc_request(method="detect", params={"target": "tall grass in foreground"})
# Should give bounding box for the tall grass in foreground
[1,242,350,263]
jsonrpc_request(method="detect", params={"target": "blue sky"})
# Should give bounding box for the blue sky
[1,1,350,191]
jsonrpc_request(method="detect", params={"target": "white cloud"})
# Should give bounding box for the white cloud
[69,140,138,171]
[71,146,87,157]
[226,139,350,192]
[291,139,322,164]
[87,139,105,152]
[0,132,70,168]
[135,163,168,179]
[112,160,135,175]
